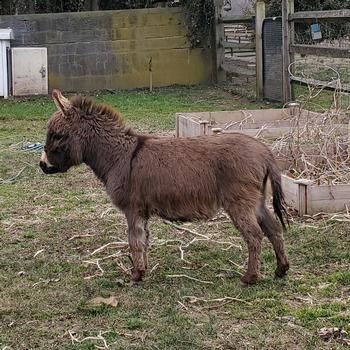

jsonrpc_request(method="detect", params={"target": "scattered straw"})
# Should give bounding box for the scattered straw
[182,295,251,308]
[68,234,96,241]
[68,330,110,349]
[90,241,128,256]
[166,274,214,284]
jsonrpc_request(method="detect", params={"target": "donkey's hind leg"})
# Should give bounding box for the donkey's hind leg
[256,200,289,278]
[143,220,150,270]
[225,202,264,284]
[126,214,148,282]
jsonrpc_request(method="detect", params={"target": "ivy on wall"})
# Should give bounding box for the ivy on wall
[182,0,215,48]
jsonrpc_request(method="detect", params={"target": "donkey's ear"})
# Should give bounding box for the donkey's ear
[52,89,71,115]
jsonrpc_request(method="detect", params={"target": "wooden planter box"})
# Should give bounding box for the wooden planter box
[282,176,350,215]
[176,108,348,139]
[176,108,350,215]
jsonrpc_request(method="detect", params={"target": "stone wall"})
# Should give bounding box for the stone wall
[0,8,213,92]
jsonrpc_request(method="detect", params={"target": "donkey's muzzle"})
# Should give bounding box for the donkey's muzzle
[39,161,60,174]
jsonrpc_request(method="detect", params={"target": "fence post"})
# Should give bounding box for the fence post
[294,179,313,215]
[282,0,294,103]
[255,0,265,101]
[213,0,226,83]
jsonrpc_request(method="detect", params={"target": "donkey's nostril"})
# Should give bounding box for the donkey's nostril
[39,161,59,174]
[39,161,46,170]
[39,161,48,173]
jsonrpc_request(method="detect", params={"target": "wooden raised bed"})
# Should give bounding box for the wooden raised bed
[176,108,350,215]
[176,108,348,139]
[282,176,350,215]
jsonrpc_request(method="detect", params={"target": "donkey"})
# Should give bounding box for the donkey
[40,90,289,284]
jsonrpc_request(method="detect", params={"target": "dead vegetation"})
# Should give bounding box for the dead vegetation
[272,62,350,185]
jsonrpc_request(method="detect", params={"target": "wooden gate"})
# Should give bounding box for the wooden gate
[214,0,266,100]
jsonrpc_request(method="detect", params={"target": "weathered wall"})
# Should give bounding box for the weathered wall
[0,8,213,92]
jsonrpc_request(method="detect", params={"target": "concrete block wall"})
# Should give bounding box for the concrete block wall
[0,8,213,92]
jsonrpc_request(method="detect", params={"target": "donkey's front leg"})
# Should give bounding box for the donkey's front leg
[126,213,148,282]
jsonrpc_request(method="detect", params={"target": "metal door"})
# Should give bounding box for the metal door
[12,47,48,96]
[263,18,283,102]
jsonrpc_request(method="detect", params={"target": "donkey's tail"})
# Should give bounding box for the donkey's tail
[266,160,288,230]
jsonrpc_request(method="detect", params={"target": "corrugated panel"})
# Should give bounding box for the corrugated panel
[263,18,283,102]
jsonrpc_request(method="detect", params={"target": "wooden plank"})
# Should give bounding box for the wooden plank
[176,113,202,137]
[289,0,295,100]
[178,112,210,121]
[224,49,255,55]
[224,32,254,38]
[214,0,226,83]
[281,174,299,209]
[296,181,313,215]
[282,0,294,103]
[308,182,350,214]
[255,0,265,101]
[208,109,289,124]
[176,109,348,139]
[220,16,253,24]
[216,120,348,131]
[311,198,350,213]
[290,44,350,59]
[175,113,180,137]
[233,52,256,57]
[281,174,316,215]
[223,42,255,50]
[298,183,307,215]
[225,39,254,44]
[223,124,347,138]
[290,9,350,21]
[310,184,350,201]
[216,126,296,138]
[291,76,350,92]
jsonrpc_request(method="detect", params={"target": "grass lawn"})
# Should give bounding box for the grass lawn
[0,86,349,349]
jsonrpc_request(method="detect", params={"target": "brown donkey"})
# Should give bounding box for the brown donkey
[40,90,289,284]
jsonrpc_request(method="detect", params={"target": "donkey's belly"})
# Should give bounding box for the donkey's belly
[154,203,219,222]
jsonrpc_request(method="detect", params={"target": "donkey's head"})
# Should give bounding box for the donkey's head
[40,89,84,174]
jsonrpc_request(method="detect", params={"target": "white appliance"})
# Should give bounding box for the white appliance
[12,47,48,96]
[0,28,14,99]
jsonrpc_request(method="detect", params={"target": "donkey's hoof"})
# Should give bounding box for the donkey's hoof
[131,269,145,282]
[275,263,290,278]
[240,273,258,285]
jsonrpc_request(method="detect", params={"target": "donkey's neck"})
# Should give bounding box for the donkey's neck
[84,131,137,186]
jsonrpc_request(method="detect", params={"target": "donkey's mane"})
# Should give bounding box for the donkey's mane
[71,95,128,130]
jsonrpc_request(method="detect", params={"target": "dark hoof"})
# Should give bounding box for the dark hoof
[240,273,258,285]
[131,268,145,282]
[275,263,290,278]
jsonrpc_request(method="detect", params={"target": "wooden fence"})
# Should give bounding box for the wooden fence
[215,0,349,103]
[222,16,255,55]
[282,0,350,102]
